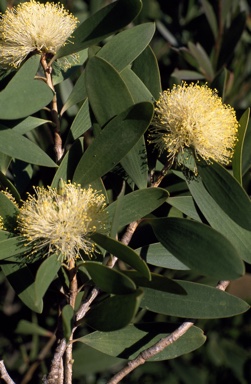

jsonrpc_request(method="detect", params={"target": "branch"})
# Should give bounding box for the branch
[0,360,15,384]
[40,55,64,162]
[107,280,230,384]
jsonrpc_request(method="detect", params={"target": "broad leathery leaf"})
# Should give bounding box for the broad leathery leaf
[136,243,189,270]
[0,230,12,241]
[34,254,61,306]
[1,261,42,313]
[106,187,169,229]
[73,345,123,375]
[232,108,250,185]
[78,323,206,361]
[80,261,136,294]
[65,99,91,144]
[147,217,244,280]
[0,236,31,260]
[91,233,150,279]
[55,0,142,59]
[16,320,52,337]
[120,67,153,103]
[61,72,87,116]
[51,138,84,188]
[123,271,186,294]
[85,289,143,331]
[12,116,51,135]
[85,56,133,127]
[73,102,153,186]
[0,152,11,174]
[198,161,251,231]
[120,137,148,189]
[187,177,251,264]
[0,55,53,119]
[97,23,155,72]
[140,280,249,318]
[0,128,57,168]
[0,190,19,219]
[167,196,202,221]
[132,45,161,100]
[62,305,74,341]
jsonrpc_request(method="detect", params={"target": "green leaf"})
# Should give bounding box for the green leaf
[78,323,206,361]
[0,236,30,260]
[55,0,142,59]
[62,305,74,341]
[123,271,186,294]
[0,190,19,220]
[1,262,42,313]
[0,172,20,204]
[136,243,190,270]
[60,72,87,116]
[0,55,53,119]
[171,69,205,81]
[51,138,84,188]
[120,136,148,189]
[97,23,155,72]
[73,102,153,186]
[187,42,214,81]
[34,254,61,306]
[187,176,251,264]
[85,290,143,331]
[120,67,153,102]
[198,161,251,231]
[90,233,150,279]
[80,261,137,294]
[141,281,249,318]
[0,128,57,167]
[106,187,169,229]
[12,116,51,135]
[147,217,244,280]
[16,320,52,337]
[167,196,202,221]
[86,56,133,126]
[73,345,123,375]
[132,45,161,100]
[65,100,91,144]
[232,108,250,184]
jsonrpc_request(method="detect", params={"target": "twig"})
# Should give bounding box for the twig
[75,286,100,322]
[107,280,230,383]
[40,55,64,162]
[45,338,66,384]
[64,260,78,384]
[0,360,15,384]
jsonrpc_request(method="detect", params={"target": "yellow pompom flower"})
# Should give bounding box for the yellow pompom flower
[0,0,79,68]
[0,216,5,230]
[150,82,238,170]
[17,182,108,264]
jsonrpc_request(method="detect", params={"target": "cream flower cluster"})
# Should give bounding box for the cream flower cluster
[150,82,238,169]
[0,0,78,68]
[0,216,4,230]
[17,183,107,264]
